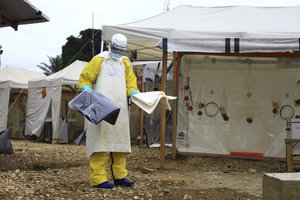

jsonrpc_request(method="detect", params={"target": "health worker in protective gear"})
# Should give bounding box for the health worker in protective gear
[78,33,140,189]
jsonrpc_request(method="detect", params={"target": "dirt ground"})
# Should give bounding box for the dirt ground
[0,140,286,200]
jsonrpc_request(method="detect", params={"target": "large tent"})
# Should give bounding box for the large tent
[25,60,87,143]
[0,66,46,134]
[102,5,300,159]
[102,5,300,60]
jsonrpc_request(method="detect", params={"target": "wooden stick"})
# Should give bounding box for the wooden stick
[285,140,293,172]
[160,38,168,169]
[171,52,180,159]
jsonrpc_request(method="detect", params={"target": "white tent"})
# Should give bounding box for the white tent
[102,5,300,158]
[102,5,300,60]
[25,60,87,143]
[0,66,46,133]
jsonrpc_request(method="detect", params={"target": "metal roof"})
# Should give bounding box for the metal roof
[0,0,49,30]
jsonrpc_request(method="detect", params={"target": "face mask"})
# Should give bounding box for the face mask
[109,48,123,60]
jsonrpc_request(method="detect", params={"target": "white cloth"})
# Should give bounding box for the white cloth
[86,51,131,156]
[131,91,177,114]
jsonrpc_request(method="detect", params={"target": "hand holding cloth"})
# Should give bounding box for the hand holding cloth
[131,91,177,114]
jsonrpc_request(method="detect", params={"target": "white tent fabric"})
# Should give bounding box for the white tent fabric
[0,66,46,88]
[25,60,87,143]
[102,5,300,60]
[0,66,46,133]
[0,81,10,133]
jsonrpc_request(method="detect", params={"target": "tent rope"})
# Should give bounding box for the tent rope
[46,29,101,83]
[65,29,101,67]
[6,89,25,138]
[8,89,24,113]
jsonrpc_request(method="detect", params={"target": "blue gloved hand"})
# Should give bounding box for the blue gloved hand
[81,85,93,91]
[129,90,140,97]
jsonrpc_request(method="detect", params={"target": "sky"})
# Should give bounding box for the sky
[1,0,300,72]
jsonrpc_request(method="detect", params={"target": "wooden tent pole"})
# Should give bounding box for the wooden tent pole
[160,38,168,169]
[171,52,181,159]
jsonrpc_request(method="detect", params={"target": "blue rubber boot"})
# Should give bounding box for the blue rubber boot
[94,181,114,189]
[114,178,135,187]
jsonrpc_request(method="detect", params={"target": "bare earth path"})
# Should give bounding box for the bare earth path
[0,140,285,200]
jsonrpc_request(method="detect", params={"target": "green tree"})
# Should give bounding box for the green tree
[62,28,102,66]
[37,55,63,75]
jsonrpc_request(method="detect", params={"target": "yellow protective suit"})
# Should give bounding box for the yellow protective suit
[78,53,138,96]
[89,152,127,186]
[78,51,139,186]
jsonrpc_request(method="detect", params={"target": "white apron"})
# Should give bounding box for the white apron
[86,52,131,156]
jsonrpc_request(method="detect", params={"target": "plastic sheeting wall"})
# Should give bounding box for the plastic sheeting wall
[177,55,300,158]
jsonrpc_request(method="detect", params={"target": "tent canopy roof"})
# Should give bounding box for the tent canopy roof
[0,0,49,30]
[103,5,300,40]
[0,66,45,88]
[29,60,87,87]
[102,5,300,60]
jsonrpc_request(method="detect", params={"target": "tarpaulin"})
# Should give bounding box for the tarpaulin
[0,127,13,154]
[69,90,120,125]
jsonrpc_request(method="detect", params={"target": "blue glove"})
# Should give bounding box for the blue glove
[81,85,93,91]
[129,90,140,97]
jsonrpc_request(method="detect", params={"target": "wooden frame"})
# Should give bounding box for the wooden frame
[285,139,300,172]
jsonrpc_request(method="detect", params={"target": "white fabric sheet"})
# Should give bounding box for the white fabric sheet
[131,91,177,114]
[0,82,10,133]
